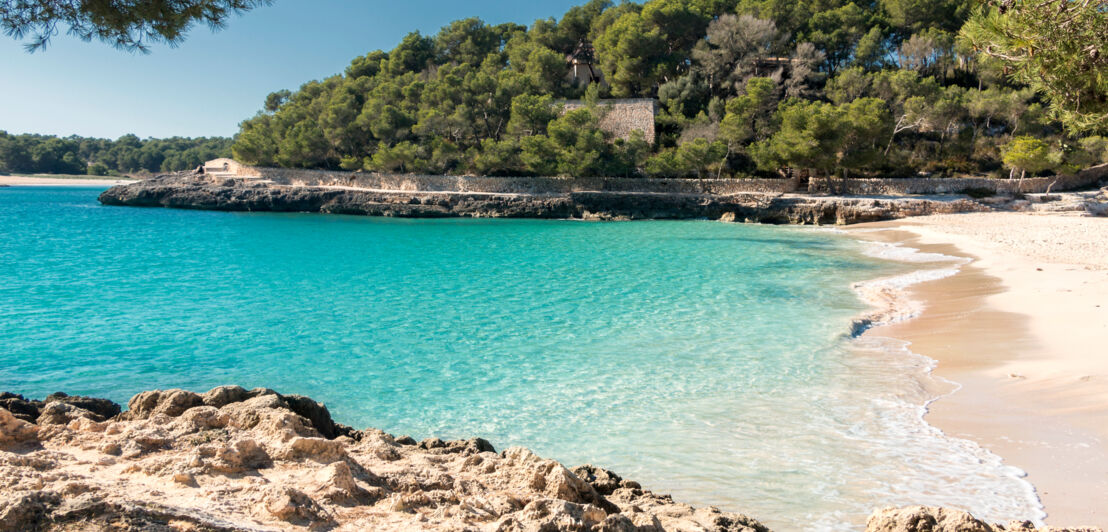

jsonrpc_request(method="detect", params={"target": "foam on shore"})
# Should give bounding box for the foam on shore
[845,235,1046,526]
[848,240,969,334]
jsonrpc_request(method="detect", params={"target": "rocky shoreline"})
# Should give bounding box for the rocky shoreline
[1,386,1099,531]
[96,173,993,225]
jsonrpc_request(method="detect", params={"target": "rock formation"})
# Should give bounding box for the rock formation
[865,506,1101,532]
[0,386,769,531]
[97,173,990,225]
[2,387,1100,531]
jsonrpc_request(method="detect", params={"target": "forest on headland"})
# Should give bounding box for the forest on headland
[230,0,1108,180]
[0,133,232,176]
[3,0,1104,181]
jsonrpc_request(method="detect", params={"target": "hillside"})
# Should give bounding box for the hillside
[231,0,1107,180]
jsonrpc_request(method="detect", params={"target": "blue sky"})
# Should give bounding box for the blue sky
[0,0,584,139]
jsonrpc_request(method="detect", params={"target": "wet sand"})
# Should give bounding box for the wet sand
[851,213,1108,528]
[0,175,136,186]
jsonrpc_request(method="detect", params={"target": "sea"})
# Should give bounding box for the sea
[0,186,1042,530]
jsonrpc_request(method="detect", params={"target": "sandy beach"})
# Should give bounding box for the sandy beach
[0,175,136,187]
[851,212,1108,528]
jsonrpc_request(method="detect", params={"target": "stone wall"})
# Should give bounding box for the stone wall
[807,163,1108,195]
[217,161,1108,197]
[203,158,260,177]
[562,99,658,143]
[250,166,801,195]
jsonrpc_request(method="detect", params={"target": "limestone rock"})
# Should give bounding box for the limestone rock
[124,389,203,419]
[36,402,100,425]
[0,491,62,530]
[282,436,348,463]
[311,461,379,505]
[866,506,1101,532]
[282,394,348,439]
[0,392,41,423]
[446,436,496,455]
[571,464,624,496]
[2,391,121,425]
[264,486,334,527]
[42,392,121,421]
[516,498,609,530]
[199,384,253,408]
[1,385,785,531]
[97,172,993,226]
[208,438,272,473]
[503,448,600,503]
[0,408,38,448]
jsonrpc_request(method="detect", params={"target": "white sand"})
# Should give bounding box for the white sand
[851,212,1108,528]
[899,213,1108,395]
[0,175,136,186]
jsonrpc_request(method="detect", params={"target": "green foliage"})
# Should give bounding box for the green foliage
[1002,136,1053,177]
[961,0,1108,133]
[593,11,668,97]
[1,0,271,51]
[719,77,779,170]
[87,162,110,176]
[806,2,871,73]
[754,97,891,176]
[1072,136,1108,167]
[676,138,728,178]
[754,100,841,175]
[218,0,1101,179]
[645,138,729,178]
[0,131,232,175]
[507,95,558,137]
[690,14,785,97]
[881,0,969,36]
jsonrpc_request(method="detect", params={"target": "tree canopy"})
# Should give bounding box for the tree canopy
[221,0,1103,179]
[0,132,232,175]
[959,0,1108,133]
[1,0,271,51]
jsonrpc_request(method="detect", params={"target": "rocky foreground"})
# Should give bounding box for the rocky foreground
[96,173,992,225]
[1,387,1099,531]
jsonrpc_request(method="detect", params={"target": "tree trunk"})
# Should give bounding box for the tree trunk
[717,143,732,180]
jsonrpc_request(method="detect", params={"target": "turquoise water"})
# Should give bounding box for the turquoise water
[0,187,1040,530]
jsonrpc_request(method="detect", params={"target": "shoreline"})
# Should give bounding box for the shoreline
[0,175,137,187]
[848,213,1108,528]
[95,172,991,224]
[2,385,1097,531]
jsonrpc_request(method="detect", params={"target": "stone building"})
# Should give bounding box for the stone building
[562,99,659,144]
[565,40,602,87]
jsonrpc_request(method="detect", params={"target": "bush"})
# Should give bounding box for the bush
[87,162,110,176]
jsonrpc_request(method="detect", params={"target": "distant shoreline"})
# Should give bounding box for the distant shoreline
[0,175,137,187]
[850,213,1108,528]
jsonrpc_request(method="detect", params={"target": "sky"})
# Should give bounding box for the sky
[0,0,585,140]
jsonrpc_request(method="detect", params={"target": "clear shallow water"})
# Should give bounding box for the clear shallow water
[0,187,1040,530]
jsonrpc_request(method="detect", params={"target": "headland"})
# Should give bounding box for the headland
[94,161,1108,225]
